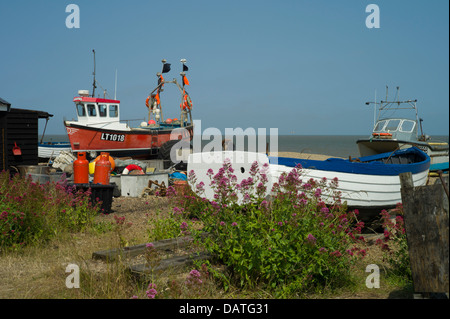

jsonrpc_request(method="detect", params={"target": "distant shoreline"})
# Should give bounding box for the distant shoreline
[40,134,449,158]
[40,134,450,141]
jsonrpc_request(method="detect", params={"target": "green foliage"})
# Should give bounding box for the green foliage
[170,160,366,294]
[147,209,187,242]
[90,219,115,234]
[0,171,99,249]
[376,204,412,282]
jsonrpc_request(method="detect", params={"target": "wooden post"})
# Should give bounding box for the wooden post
[399,172,449,295]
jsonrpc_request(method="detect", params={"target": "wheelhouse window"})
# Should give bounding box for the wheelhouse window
[109,104,118,117]
[76,103,86,117]
[400,120,415,133]
[99,104,107,117]
[385,119,401,132]
[87,104,97,117]
[374,120,387,132]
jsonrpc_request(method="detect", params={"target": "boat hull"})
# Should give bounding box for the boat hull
[357,139,448,172]
[187,151,273,204]
[187,148,430,209]
[38,143,72,159]
[64,122,193,158]
[269,162,428,209]
[270,147,430,208]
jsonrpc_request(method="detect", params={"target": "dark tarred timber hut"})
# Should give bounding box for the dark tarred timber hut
[0,97,53,172]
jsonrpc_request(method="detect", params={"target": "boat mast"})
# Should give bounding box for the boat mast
[365,91,381,130]
[92,49,97,97]
[379,86,419,124]
[374,90,377,129]
[180,58,190,127]
[114,69,117,100]
[158,59,167,122]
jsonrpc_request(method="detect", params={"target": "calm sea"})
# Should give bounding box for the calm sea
[42,134,449,159]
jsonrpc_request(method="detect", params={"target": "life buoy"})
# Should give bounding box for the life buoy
[372,132,392,137]
[146,94,160,108]
[180,94,193,110]
[122,164,144,175]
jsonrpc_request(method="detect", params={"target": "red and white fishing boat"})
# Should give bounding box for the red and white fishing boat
[64,56,194,162]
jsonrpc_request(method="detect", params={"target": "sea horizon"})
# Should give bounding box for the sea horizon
[41,134,449,159]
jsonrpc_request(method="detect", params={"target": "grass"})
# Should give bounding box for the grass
[0,171,416,299]
[0,195,414,299]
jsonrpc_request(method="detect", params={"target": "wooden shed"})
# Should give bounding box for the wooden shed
[0,98,53,172]
[0,98,12,171]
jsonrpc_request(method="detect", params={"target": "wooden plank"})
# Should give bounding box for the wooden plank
[129,251,211,279]
[92,236,195,261]
[360,233,384,245]
[400,172,449,293]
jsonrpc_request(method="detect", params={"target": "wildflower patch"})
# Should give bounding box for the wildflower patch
[0,172,99,249]
[171,159,367,294]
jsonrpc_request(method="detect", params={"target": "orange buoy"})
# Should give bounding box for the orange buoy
[165,118,172,124]
[93,152,112,185]
[148,119,156,125]
[74,152,89,184]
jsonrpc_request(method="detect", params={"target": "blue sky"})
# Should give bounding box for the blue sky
[1,1,448,135]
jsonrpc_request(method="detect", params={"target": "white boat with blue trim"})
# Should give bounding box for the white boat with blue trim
[38,111,72,160]
[38,142,72,160]
[268,147,430,209]
[187,147,430,209]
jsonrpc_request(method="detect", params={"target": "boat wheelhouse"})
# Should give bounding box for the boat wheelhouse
[356,88,448,172]
[71,95,126,131]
